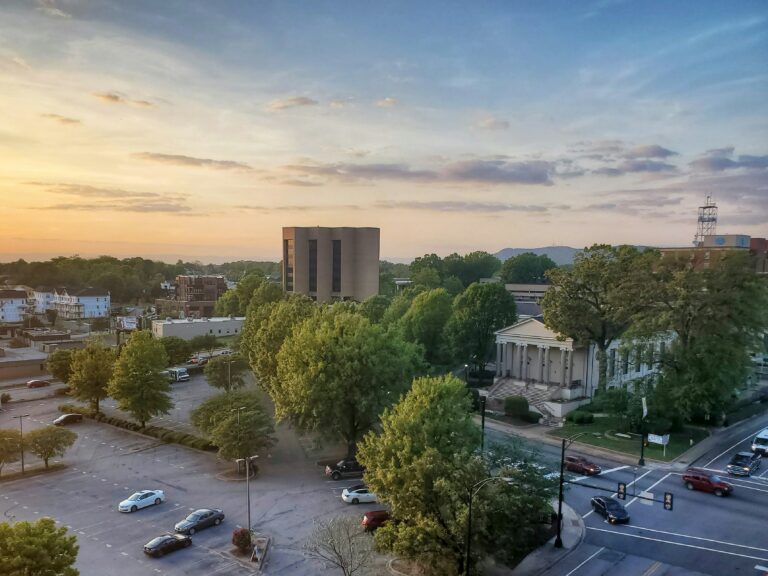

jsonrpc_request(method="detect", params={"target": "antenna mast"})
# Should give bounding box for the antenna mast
[694,196,717,247]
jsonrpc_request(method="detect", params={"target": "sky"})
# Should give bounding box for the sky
[0,0,766,263]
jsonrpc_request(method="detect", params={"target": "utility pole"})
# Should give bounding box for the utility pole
[13,414,30,474]
[480,396,487,455]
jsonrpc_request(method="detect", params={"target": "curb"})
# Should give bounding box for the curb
[387,558,409,576]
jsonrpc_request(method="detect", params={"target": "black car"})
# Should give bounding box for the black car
[174,508,225,534]
[591,496,630,524]
[726,451,761,476]
[143,533,191,557]
[325,458,364,480]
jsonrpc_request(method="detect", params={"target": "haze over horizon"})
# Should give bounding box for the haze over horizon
[1,0,766,263]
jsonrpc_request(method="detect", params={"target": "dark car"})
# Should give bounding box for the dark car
[325,458,364,480]
[53,414,83,426]
[565,455,602,475]
[726,451,761,476]
[26,379,51,388]
[174,508,225,535]
[362,510,390,532]
[682,468,733,496]
[143,533,191,557]
[590,496,629,524]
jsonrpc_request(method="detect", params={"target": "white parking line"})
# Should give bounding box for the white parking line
[565,546,605,576]
[704,430,761,467]
[587,527,768,562]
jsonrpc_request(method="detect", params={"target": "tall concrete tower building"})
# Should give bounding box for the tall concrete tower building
[282,227,380,303]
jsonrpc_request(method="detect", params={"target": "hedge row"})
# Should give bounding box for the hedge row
[58,403,217,452]
[567,410,595,425]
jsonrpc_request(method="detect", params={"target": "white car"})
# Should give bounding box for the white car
[341,484,377,505]
[119,490,166,513]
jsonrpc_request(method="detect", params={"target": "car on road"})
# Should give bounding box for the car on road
[53,413,83,426]
[119,489,166,512]
[26,379,51,388]
[682,468,733,496]
[726,451,761,476]
[342,484,377,504]
[590,496,630,524]
[565,455,602,475]
[751,428,768,456]
[174,508,225,534]
[326,458,364,480]
[362,510,390,532]
[143,533,191,557]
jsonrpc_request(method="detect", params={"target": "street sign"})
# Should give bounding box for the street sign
[617,482,627,500]
[648,434,670,445]
[642,397,648,419]
[664,492,673,511]
[639,491,653,505]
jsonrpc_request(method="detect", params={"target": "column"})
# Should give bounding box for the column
[507,343,513,376]
[534,347,541,383]
[496,342,502,376]
[522,344,528,380]
[544,347,551,385]
[565,350,573,387]
[510,343,517,378]
[559,348,566,386]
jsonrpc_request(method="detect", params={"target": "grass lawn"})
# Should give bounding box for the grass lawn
[548,418,709,461]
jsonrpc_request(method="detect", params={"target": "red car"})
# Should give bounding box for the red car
[682,468,733,497]
[565,455,601,475]
[26,379,51,388]
[361,510,389,532]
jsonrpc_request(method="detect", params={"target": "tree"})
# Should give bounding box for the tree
[400,288,453,365]
[158,336,190,366]
[209,407,275,461]
[108,331,172,427]
[191,389,266,436]
[542,244,652,393]
[25,426,77,468]
[360,294,392,324]
[458,251,501,286]
[189,334,219,356]
[304,516,373,576]
[68,338,115,413]
[213,289,240,317]
[410,254,445,280]
[500,252,557,284]
[0,517,79,576]
[0,429,21,477]
[447,283,517,378]
[276,307,422,457]
[46,348,75,384]
[411,267,442,289]
[45,308,58,325]
[204,353,249,392]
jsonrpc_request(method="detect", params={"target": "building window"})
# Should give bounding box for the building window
[332,239,341,292]
[284,238,294,291]
[308,239,318,292]
[658,341,666,366]
[622,351,629,375]
[609,349,616,377]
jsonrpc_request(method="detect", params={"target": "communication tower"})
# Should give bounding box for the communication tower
[693,196,717,246]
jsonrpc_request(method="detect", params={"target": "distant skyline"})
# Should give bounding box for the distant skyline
[1,0,766,263]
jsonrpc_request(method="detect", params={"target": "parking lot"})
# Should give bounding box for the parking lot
[0,380,384,575]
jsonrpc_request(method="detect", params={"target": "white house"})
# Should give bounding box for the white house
[52,288,111,319]
[32,287,57,314]
[0,289,28,323]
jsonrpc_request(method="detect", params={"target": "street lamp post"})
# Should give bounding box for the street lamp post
[13,414,30,474]
[464,476,513,576]
[463,364,469,385]
[231,406,255,532]
[555,432,587,548]
[480,396,487,456]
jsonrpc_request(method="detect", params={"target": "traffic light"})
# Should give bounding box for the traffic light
[663,492,673,511]
[617,482,627,500]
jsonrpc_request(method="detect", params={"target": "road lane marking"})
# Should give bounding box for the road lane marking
[626,473,671,507]
[704,429,762,467]
[572,465,629,483]
[627,525,768,553]
[565,546,605,576]
[587,527,768,562]
[755,564,768,572]
[641,561,662,576]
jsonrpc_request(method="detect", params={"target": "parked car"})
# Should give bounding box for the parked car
[26,379,51,388]
[726,451,761,476]
[143,533,191,557]
[565,455,602,475]
[119,490,166,512]
[590,496,629,524]
[362,510,390,532]
[174,508,225,534]
[751,428,768,456]
[53,413,83,426]
[326,458,364,480]
[682,468,733,496]
[342,484,377,504]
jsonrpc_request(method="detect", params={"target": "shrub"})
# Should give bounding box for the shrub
[524,410,541,423]
[468,388,480,412]
[568,410,594,425]
[0,392,11,404]
[54,387,70,397]
[648,417,672,435]
[504,396,529,418]
[232,527,252,553]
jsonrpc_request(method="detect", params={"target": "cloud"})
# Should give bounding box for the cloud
[475,116,510,131]
[92,92,154,107]
[36,0,71,18]
[375,201,553,213]
[281,179,323,187]
[41,113,81,125]
[689,151,768,172]
[27,182,160,199]
[235,204,361,212]
[703,147,735,158]
[592,167,624,177]
[329,97,355,109]
[443,160,555,185]
[284,162,437,182]
[38,201,192,213]
[624,145,677,159]
[266,96,318,111]
[132,152,251,170]
[376,97,398,108]
[569,140,626,155]
[617,159,677,173]
[27,182,192,213]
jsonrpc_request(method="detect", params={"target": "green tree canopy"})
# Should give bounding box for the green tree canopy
[188,334,219,355]
[400,288,453,365]
[158,336,190,366]
[0,517,79,576]
[360,294,392,324]
[0,429,21,477]
[68,338,115,412]
[25,426,78,469]
[411,267,442,289]
[108,331,172,427]
[204,353,249,392]
[209,407,275,461]
[410,254,445,280]
[46,348,75,384]
[499,252,557,284]
[277,307,423,456]
[447,282,517,377]
[191,389,266,436]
